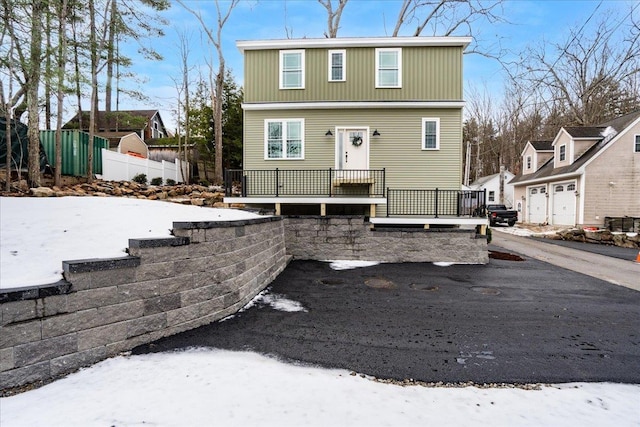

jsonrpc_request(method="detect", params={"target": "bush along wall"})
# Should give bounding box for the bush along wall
[0,217,287,391]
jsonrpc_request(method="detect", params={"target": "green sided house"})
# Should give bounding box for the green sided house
[224,36,486,231]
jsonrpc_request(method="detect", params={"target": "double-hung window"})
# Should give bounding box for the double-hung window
[375,48,402,88]
[635,135,640,153]
[526,156,532,170]
[422,118,440,150]
[265,119,304,159]
[328,49,345,82]
[280,50,305,89]
[559,144,566,161]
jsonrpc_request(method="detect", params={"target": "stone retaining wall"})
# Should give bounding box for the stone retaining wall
[0,217,287,391]
[284,216,488,264]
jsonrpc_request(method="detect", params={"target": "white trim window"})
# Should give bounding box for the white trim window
[279,50,305,89]
[526,155,532,170]
[559,144,566,161]
[328,49,345,82]
[421,118,440,150]
[635,135,640,153]
[488,191,495,202]
[265,119,304,160]
[375,48,402,88]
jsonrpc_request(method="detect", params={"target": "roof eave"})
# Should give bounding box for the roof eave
[237,36,473,53]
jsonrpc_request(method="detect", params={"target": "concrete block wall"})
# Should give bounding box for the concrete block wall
[0,217,287,391]
[284,216,488,264]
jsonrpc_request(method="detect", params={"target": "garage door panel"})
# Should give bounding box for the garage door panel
[528,186,546,224]
[552,183,576,225]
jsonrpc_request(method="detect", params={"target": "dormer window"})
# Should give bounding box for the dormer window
[559,144,566,161]
[526,155,532,170]
[635,135,640,152]
[279,50,305,89]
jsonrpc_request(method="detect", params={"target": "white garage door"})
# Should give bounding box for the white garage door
[552,182,576,225]
[528,186,547,224]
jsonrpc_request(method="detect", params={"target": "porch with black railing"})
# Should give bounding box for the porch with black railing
[225,168,386,198]
[386,188,487,218]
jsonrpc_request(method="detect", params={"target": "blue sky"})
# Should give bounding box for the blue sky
[110,0,636,132]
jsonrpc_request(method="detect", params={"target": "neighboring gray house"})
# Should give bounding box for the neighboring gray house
[510,111,640,227]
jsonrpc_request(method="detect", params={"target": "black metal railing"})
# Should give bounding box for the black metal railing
[604,216,640,232]
[386,188,486,217]
[225,168,386,198]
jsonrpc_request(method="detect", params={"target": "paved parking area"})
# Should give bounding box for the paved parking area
[134,255,640,384]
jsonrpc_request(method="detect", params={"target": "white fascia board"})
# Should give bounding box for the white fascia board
[223,197,387,205]
[370,217,488,226]
[551,128,569,147]
[237,36,472,53]
[519,141,535,158]
[580,115,640,170]
[512,171,582,187]
[242,101,465,110]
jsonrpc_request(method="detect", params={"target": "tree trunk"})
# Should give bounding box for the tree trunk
[105,0,117,113]
[87,0,97,183]
[27,0,43,187]
[55,0,68,187]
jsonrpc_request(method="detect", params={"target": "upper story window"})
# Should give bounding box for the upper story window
[279,50,305,89]
[635,135,640,152]
[375,48,402,88]
[559,144,566,161]
[265,119,304,160]
[421,118,440,150]
[328,49,345,82]
[526,155,532,170]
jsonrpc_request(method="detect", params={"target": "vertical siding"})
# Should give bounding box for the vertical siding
[582,120,640,226]
[243,108,463,190]
[244,46,463,103]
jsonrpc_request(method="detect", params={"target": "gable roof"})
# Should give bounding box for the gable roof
[510,110,640,185]
[530,141,553,151]
[470,171,514,188]
[63,110,160,132]
[563,127,605,138]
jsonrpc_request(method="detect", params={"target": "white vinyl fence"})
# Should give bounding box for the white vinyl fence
[101,149,188,184]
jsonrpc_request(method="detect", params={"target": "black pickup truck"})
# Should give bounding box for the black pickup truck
[486,204,518,227]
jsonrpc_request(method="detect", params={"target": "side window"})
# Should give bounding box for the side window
[421,118,440,150]
[635,135,640,153]
[328,49,345,82]
[488,191,495,202]
[280,50,305,89]
[559,144,566,161]
[265,119,304,160]
[375,48,402,88]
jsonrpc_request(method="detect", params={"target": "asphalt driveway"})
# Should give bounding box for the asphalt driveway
[134,254,640,385]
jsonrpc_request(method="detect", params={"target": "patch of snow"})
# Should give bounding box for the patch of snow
[255,292,307,312]
[1,349,639,427]
[433,262,455,267]
[601,126,617,139]
[327,260,380,270]
[491,224,564,238]
[0,197,261,289]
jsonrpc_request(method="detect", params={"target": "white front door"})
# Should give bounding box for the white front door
[337,129,369,171]
[552,182,576,225]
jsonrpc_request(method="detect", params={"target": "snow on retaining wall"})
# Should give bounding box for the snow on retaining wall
[0,217,287,391]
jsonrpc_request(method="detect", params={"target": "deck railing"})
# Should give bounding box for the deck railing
[225,168,386,198]
[386,188,487,217]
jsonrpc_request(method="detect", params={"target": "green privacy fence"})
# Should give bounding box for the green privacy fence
[40,130,110,176]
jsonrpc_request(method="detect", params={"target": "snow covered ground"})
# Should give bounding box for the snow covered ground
[1,196,639,426]
[0,197,260,289]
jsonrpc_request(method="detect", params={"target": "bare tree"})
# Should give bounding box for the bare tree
[392,0,507,59]
[54,0,69,187]
[178,0,239,185]
[318,0,348,38]
[516,7,640,126]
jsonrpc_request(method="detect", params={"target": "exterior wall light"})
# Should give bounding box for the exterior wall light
[325,129,333,137]
[372,129,381,137]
